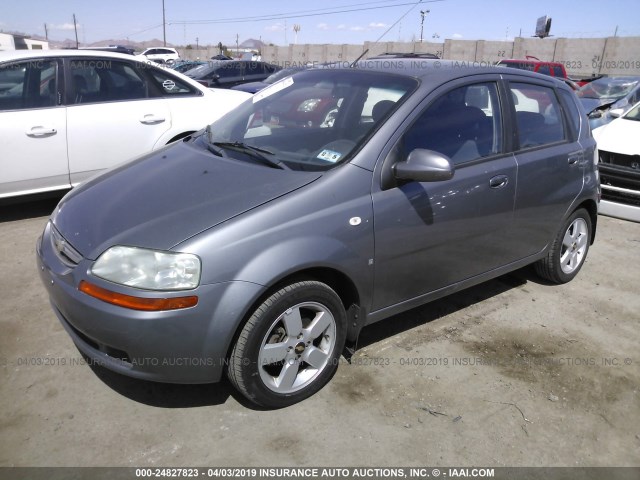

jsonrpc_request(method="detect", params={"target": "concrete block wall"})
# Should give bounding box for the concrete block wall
[257,36,640,77]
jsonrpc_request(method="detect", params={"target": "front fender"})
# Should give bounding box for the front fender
[235,235,373,300]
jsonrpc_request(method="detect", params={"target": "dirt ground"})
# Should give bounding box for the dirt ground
[1,196,638,467]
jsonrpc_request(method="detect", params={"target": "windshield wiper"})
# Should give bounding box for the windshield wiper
[211,141,288,170]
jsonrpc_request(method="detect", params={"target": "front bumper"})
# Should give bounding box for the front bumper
[37,222,265,384]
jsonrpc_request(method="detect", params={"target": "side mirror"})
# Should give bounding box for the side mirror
[394,149,454,182]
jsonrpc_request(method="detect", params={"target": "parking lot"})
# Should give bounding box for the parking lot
[0,196,637,467]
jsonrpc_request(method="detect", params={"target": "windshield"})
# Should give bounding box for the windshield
[203,69,418,172]
[576,77,640,100]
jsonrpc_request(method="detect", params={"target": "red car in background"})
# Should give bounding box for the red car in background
[498,57,568,79]
[498,56,599,88]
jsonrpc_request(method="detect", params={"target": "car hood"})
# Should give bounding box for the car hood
[52,138,321,259]
[593,118,640,155]
[580,97,614,114]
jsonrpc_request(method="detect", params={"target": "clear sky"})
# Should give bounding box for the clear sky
[2,0,638,47]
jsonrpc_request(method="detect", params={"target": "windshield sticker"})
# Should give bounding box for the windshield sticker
[317,149,342,163]
[253,76,294,103]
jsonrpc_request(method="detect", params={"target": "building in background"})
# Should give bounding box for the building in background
[0,33,49,50]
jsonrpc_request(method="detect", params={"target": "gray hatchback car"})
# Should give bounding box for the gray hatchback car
[37,60,600,408]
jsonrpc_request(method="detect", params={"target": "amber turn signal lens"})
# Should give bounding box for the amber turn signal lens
[79,280,198,311]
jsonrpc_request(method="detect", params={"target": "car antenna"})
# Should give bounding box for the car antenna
[349,0,441,68]
[349,49,369,67]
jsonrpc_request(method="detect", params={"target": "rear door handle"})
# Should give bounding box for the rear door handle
[26,126,57,137]
[139,114,166,125]
[489,175,509,189]
[568,152,582,165]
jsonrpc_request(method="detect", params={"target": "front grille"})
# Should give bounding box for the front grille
[50,224,83,267]
[600,150,640,170]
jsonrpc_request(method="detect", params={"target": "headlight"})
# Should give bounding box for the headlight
[92,246,201,290]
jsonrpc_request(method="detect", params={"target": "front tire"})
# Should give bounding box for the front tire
[535,208,592,284]
[227,281,347,408]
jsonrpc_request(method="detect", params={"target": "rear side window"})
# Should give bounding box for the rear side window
[216,62,243,78]
[558,89,581,139]
[403,82,503,165]
[244,62,265,75]
[510,82,565,148]
[69,59,147,104]
[0,60,57,110]
[537,64,551,76]
[552,66,565,77]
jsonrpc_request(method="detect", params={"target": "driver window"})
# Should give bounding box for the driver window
[403,83,503,165]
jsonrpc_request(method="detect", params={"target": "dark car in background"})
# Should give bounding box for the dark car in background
[231,66,309,94]
[172,60,206,73]
[37,61,599,408]
[368,52,440,60]
[185,60,280,88]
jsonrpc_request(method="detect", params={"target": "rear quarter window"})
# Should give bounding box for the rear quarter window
[558,89,581,140]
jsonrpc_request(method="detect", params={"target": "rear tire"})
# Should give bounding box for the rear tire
[535,208,591,284]
[227,281,346,408]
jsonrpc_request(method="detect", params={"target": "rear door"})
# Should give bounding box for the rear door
[505,77,585,257]
[0,58,69,198]
[213,62,244,88]
[65,57,171,185]
[371,78,518,311]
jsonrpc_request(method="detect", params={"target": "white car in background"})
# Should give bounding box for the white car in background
[593,100,640,222]
[137,47,180,65]
[0,50,250,199]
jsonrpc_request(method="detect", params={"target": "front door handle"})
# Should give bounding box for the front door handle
[139,114,166,125]
[26,126,57,137]
[489,175,509,189]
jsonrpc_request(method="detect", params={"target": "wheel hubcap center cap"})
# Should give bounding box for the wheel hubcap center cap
[294,342,306,355]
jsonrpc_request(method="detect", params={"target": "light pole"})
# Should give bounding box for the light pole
[420,10,429,43]
[162,0,166,46]
[293,24,301,45]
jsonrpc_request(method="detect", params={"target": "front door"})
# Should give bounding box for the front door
[371,81,517,312]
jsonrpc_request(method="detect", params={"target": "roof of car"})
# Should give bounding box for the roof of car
[333,58,563,84]
[0,49,142,62]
